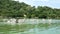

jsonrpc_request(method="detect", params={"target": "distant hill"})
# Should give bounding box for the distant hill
[0,0,60,19]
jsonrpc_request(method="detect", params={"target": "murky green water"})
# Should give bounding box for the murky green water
[0,19,60,34]
[0,23,60,34]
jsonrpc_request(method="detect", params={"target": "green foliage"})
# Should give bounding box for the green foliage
[0,0,60,19]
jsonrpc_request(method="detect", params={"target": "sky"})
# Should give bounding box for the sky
[14,0,60,8]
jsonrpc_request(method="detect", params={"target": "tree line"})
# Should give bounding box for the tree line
[0,0,60,19]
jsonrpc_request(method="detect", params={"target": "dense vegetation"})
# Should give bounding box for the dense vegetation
[0,0,60,19]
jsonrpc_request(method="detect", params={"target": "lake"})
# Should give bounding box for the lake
[0,19,60,34]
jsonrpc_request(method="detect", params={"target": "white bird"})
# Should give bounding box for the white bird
[42,19,45,24]
[48,19,52,24]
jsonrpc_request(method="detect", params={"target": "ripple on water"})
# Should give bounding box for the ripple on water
[1,27,60,34]
[19,27,60,34]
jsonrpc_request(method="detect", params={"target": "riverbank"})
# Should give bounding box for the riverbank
[0,19,60,25]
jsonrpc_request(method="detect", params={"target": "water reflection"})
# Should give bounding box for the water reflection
[0,25,60,34]
[0,19,60,34]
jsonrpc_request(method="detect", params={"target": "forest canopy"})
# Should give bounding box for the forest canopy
[0,0,60,19]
